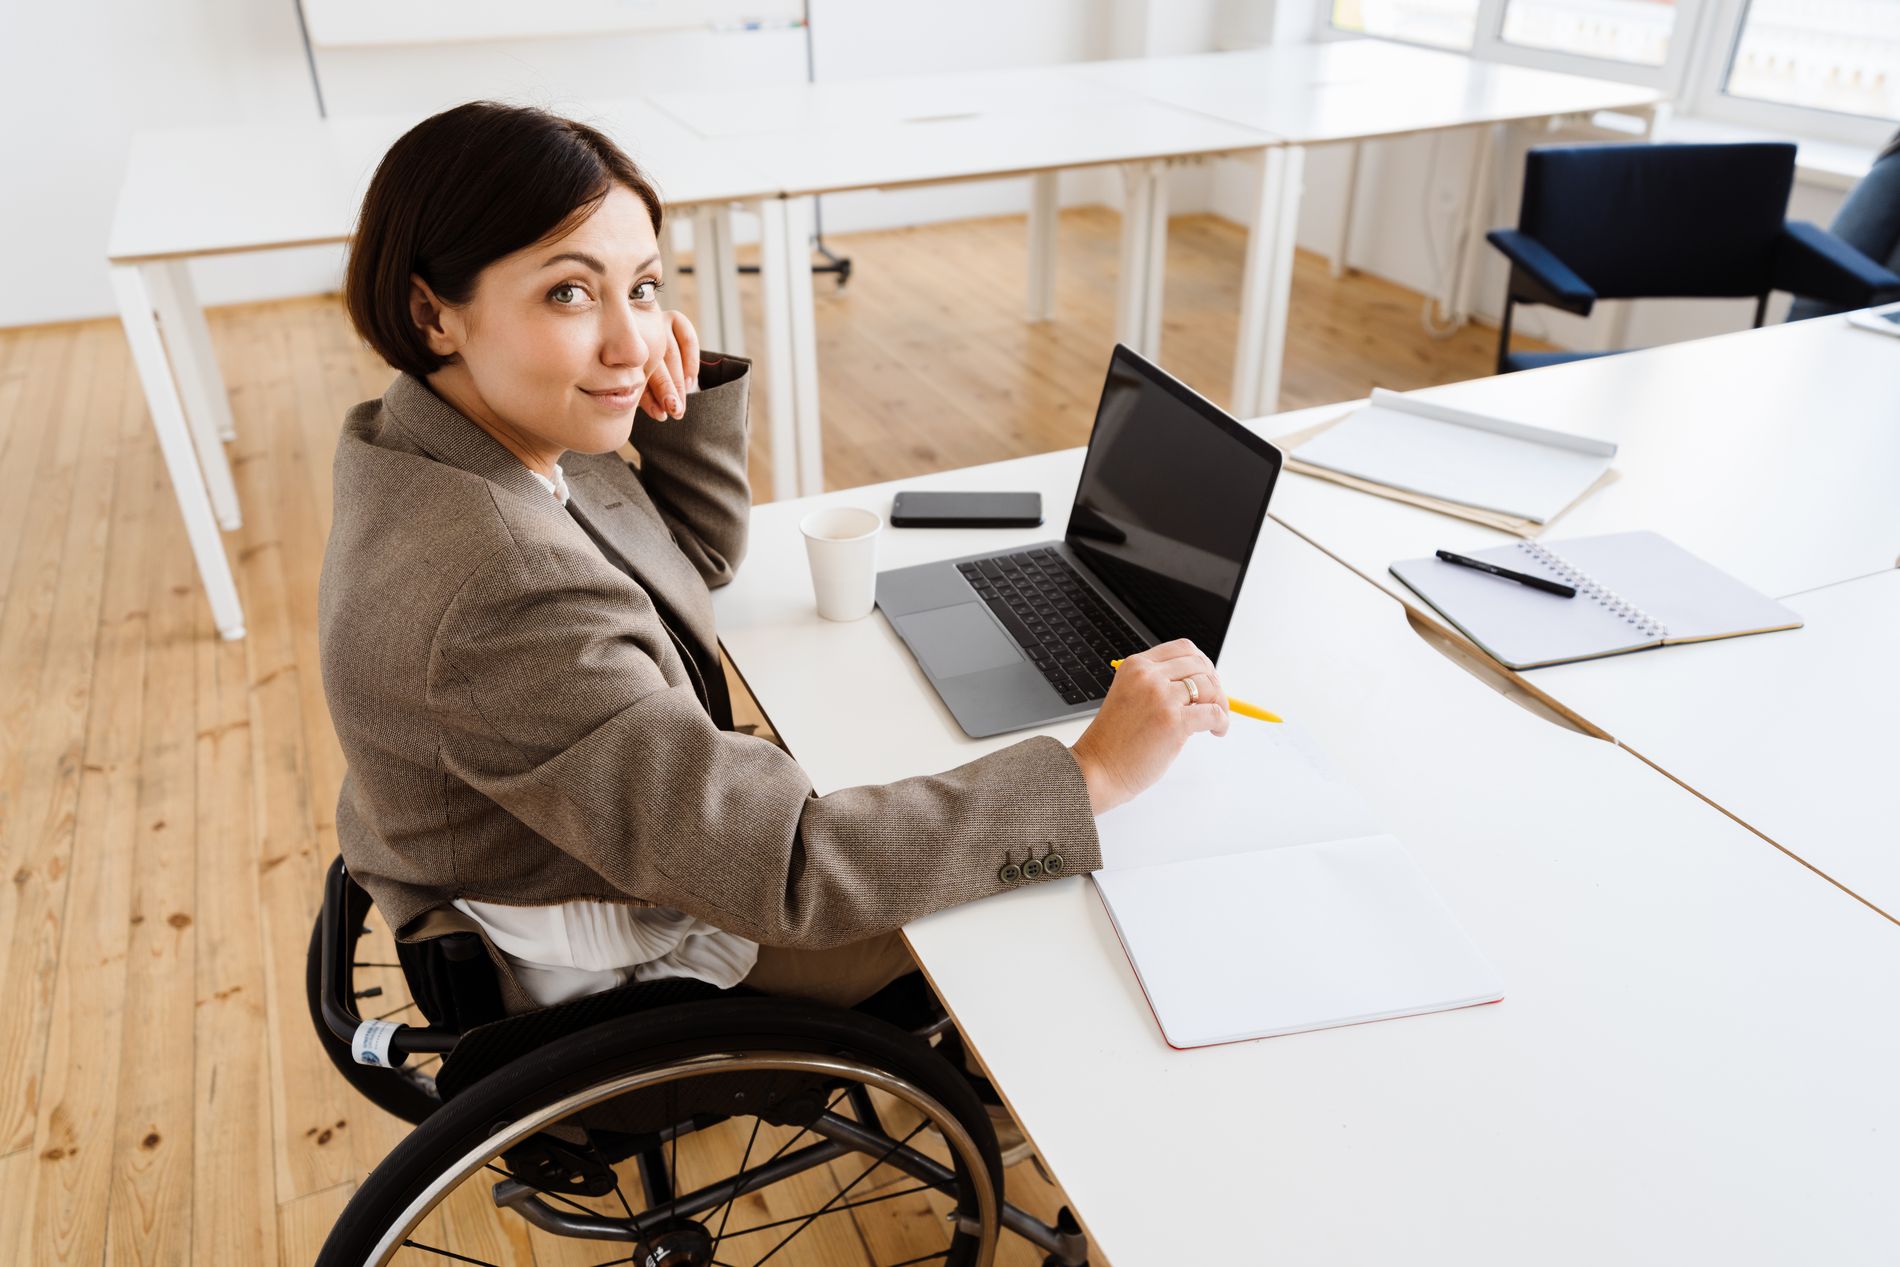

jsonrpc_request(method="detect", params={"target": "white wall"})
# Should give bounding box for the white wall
[0,0,1154,330]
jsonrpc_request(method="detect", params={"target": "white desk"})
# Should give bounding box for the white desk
[712,449,1900,1264]
[1254,315,1900,604]
[654,66,1277,495]
[1073,39,1664,416]
[1534,569,1900,921]
[107,99,773,640]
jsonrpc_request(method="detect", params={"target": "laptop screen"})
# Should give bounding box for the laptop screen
[1065,346,1283,660]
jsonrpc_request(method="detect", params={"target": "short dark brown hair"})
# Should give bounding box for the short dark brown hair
[345,101,664,378]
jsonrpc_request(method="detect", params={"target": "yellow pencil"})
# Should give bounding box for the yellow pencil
[1107,659,1283,723]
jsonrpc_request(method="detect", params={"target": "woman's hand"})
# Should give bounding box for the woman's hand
[1069,639,1230,815]
[640,309,701,421]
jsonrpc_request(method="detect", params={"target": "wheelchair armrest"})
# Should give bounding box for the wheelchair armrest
[319,856,459,1059]
[1773,221,1900,305]
[1488,228,1598,315]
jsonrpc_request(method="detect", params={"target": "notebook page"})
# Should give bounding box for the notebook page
[1293,398,1614,523]
[1094,835,1505,1047]
[1093,721,1382,873]
[1390,549,1656,669]
[1531,531,1802,643]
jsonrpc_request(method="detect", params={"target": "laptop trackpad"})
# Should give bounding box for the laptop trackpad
[895,604,1023,678]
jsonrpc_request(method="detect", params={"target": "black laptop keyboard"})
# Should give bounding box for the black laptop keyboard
[956,549,1149,705]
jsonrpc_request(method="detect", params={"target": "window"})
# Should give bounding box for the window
[1497,0,1679,67]
[1723,0,1900,123]
[1330,0,1482,51]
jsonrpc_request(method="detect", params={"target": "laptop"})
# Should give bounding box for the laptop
[876,345,1284,738]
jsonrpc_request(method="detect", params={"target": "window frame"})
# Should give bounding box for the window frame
[1678,0,1900,148]
[1315,0,1900,148]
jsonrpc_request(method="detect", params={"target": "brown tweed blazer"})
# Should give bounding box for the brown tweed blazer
[318,358,1101,977]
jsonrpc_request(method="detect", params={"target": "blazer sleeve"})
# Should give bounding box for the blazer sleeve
[426,540,1102,949]
[627,354,752,589]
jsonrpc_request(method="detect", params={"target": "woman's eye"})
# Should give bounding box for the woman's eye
[632,280,660,303]
[550,283,586,305]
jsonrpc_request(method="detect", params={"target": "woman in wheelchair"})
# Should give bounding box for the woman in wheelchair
[312,101,1229,1267]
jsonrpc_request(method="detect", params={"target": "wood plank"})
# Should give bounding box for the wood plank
[234,308,359,1203]
[0,322,113,1159]
[15,323,141,1264]
[276,1182,352,1267]
[106,366,199,1267]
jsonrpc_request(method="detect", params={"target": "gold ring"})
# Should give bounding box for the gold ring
[1183,677,1200,705]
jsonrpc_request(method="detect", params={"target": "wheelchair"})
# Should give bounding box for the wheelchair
[309,856,1093,1266]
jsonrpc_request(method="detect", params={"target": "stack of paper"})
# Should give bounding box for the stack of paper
[1288,389,1617,530]
[1092,722,1503,1048]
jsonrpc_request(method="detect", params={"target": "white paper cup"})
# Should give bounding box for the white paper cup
[799,506,882,621]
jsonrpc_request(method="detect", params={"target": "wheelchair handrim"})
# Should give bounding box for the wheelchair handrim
[364,1047,1001,1265]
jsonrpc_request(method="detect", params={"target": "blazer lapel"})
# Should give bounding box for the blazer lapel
[562,462,712,631]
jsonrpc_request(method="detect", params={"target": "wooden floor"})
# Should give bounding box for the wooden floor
[0,206,1533,1264]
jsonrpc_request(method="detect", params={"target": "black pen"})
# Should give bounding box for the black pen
[1435,549,1576,598]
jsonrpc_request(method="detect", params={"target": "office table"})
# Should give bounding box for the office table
[1071,39,1664,416]
[1242,318,1900,921]
[654,65,1277,496]
[1252,315,1900,605]
[711,448,1900,1264]
[107,99,775,640]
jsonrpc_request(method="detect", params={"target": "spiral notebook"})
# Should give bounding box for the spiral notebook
[1091,723,1504,1049]
[1389,531,1803,670]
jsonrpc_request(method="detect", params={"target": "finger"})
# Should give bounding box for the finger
[672,311,701,385]
[1163,654,1217,684]
[662,338,686,418]
[644,359,678,421]
[1184,701,1230,737]
[1142,638,1205,665]
[1174,672,1222,710]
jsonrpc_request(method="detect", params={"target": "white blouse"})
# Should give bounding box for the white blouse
[455,460,759,1009]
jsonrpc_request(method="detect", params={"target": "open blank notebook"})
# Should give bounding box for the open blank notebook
[1389,531,1803,670]
[1092,723,1502,1049]
[1290,388,1617,525]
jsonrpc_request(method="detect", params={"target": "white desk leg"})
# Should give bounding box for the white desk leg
[1331,142,1362,280]
[713,205,745,358]
[1027,170,1058,322]
[110,265,246,640]
[1448,123,1504,328]
[144,261,242,531]
[757,199,796,501]
[1115,162,1168,355]
[783,196,824,496]
[151,259,239,444]
[1140,162,1170,356]
[1232,146,1304,417]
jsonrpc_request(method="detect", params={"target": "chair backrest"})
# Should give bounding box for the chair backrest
[1517,142,1797,301]
[1788,133,1900,321]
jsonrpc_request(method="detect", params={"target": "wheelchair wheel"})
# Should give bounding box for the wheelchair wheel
[306,901,442,1126]
[318,998,1003,1267]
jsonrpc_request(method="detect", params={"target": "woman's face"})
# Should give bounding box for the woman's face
[413,184,669,462]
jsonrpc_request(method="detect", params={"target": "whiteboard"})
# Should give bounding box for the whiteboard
[303,0,805,48]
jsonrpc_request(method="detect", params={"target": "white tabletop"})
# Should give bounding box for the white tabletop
[1253,315,1900,605]
[107,97,768,263]
[1533,568,1900,920]
[655,71,1276,199]
[1071,38,1663,144]
[712,450,1900,1265]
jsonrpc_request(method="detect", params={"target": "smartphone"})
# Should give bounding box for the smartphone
[889,490,1044,528]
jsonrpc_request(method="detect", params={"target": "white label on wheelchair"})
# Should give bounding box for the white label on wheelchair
[352,1018,402,1067]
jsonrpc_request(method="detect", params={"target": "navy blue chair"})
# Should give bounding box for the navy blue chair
[1488,142,1900,373]
[1788,133,1900,322]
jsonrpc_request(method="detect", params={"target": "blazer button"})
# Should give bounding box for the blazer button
[998,863,1022,884]
[1043,853,1065,876]
[1021,857,1044,881]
